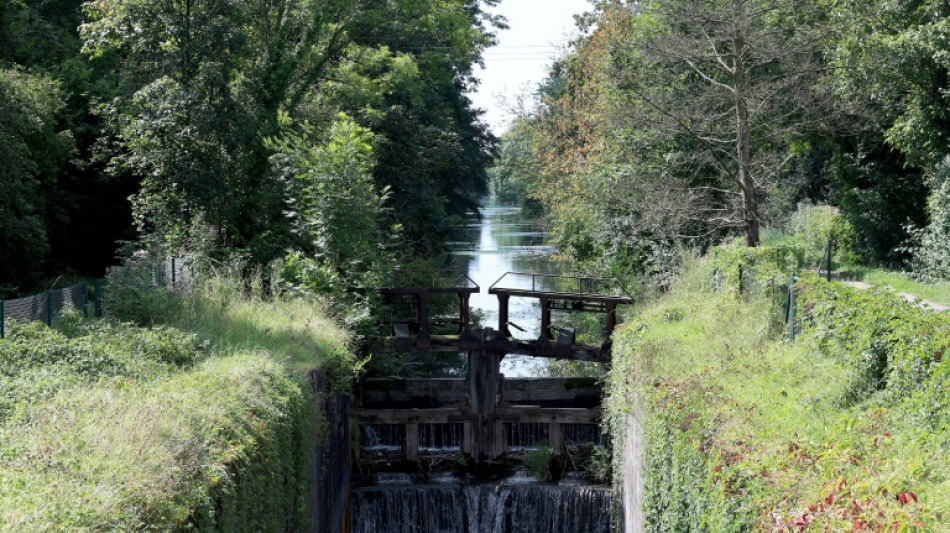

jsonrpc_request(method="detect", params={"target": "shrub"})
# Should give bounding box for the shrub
[909,157,950,281]
[786,203,857,267]
[523,445,555,482]
[102,250,180,325]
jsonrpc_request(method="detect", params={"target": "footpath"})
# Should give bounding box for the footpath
[841,280,949,312]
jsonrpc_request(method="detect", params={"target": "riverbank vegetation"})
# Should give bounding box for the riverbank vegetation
[607,251,949,531]
[0,263,352,530]
[0,0,501,298]
[490,0,950,288]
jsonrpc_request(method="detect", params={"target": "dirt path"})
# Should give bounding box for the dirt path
[841,281,950,312]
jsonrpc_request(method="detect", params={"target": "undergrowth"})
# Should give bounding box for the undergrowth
[607,248,948,531]
[0,264,352,530]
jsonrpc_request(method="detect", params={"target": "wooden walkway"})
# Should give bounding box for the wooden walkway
[359,272,633,462]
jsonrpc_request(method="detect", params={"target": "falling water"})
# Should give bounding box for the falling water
[564,424,603,445]
[505,423,549,450]
[351,475,615,533]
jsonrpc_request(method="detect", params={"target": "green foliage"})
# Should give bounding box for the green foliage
[797,278,950,419]
[101,250,181,325]
[785,204,857,267]
[271,116,397,303]
[607,257,949,531]
[908,157,950,280]
[707,242,804,298]
[523,445,555,482]
[490,116,543,214]
[0,67,73,297]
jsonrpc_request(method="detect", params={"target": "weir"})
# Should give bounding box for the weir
[360,271,631,462]
[348,268,631,532]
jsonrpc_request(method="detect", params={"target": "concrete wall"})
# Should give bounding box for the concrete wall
[308,370,351,533]
[622,410,644,533]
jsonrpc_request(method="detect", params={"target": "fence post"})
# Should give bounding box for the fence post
[94,279,103,318]
[826,239,833,282]
[46,291,53,327]
[1,300,4,339]
[737,263,744,295]
[787,276,797,342]
[81,282,88,317]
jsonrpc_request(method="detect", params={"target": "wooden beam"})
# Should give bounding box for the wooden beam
[497,294,510,337]
[494,407,602,425]
[406,423,419,462]
[488,287,633,305]
[549,422,563,455]
[355,407,470,424]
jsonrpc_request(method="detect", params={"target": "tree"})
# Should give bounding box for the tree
[610,0,833,246]
[0,68,73,296]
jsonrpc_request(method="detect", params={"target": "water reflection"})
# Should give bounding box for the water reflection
[450,197,566,377]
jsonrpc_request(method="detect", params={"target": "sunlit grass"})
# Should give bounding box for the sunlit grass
[842,265,950,306]
[171,275,350,374]
[0,274,349,530]
[609,260,948,529]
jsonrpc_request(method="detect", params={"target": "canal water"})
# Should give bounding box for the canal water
[352,197,617,532]
[448,196,566,377]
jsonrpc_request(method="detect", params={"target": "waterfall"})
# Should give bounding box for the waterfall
[351,478,615,533]
[564,424,602,445]
[504,423,549,450]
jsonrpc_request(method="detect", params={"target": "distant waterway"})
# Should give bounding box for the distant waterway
[448,196,567,377]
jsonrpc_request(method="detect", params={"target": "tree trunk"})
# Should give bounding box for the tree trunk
[733,1,759,247]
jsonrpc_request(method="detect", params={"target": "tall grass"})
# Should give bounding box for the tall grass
[607,256,946,531]
[0,267,352,530]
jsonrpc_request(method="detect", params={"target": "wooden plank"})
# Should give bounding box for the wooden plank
[494,407,602,425]
[462,421,474,456]
[501,378,602,404]
[360,378,469,408]
[406,423,419,462]
[488,286,633,305]
[365,335,610,362]
[355,407,470,424]
[549,422,563,455]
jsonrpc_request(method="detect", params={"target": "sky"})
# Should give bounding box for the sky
[470,0,591,136]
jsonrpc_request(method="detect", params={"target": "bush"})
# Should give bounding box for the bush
[523,445,555,482]
[909,157,950,281]
[786,203,857,267]
[707,241,804,299]
[102,250,181,325]
[797,278,950,419]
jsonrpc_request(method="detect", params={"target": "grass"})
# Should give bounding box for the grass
[0,272,352,531]
[607,260,948,531]
[170,276,351,374]
[840,265,950,306]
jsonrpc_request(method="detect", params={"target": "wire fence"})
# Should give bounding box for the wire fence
[1,256,190,339]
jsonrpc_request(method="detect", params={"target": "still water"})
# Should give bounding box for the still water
[448,196,568,377]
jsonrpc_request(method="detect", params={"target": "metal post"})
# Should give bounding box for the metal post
[171,257,176,286]
[1,300,5,339]
[81,283,88,317]
[540,297,552,340]
[498,294,510,337]
[826,240,833,282]
[459,293,470,333]
[605,301,618,341]
[46,291,53,327]
[737,264,744,295]
[94,279,103,318]
[787,277,797,342]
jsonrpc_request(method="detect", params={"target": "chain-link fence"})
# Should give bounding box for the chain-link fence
[1,257,190,339]
[1,283,87,338]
